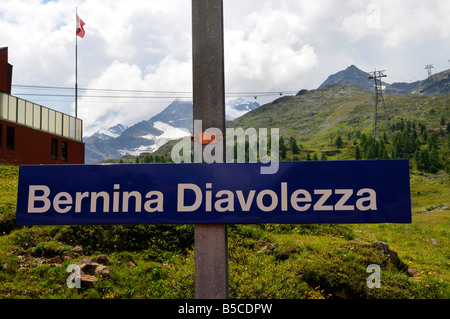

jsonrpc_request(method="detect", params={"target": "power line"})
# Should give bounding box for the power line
[12,84,297,97]
[12,84,192,94]
[13,93,192,99]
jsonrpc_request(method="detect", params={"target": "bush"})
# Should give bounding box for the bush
[55,224,194,255]
[256,224,355,240]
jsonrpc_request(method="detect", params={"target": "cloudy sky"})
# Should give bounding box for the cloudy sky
[1,0,449,135]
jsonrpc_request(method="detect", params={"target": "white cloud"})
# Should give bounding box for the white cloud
[224,2,319,92]
[0,0,73,85]
[337,0,450,49]
[79,57,192,136]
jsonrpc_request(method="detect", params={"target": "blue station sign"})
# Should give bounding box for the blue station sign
[16,160,411,225]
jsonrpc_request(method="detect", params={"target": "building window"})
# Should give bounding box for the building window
[6,126,14,150]
[51,138,58,159]
[61,141,68,162]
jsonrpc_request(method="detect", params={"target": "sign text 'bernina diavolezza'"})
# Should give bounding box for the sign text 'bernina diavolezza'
[16,160,412,225]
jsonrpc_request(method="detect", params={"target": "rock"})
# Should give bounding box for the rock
[77,258,96,275]
[373,241,408,272]
[95,264,110,278]
[76,256,110,277]
[92,254,109,265]
[76,258,92,267]
[45,255,62,264]
[73,245,83,255]
[61,250,74,261]
[407,266,419,277]
[80,274,97,287]
[66,255,111,287]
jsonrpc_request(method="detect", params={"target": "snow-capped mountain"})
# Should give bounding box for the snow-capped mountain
[226,98,260,120]
[84,98,260,163]
[84,100,192,163]
[84,123,128,141]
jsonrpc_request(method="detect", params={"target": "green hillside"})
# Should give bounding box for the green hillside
[230,84,449,151]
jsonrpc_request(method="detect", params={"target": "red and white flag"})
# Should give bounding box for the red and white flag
[76,14,85,38]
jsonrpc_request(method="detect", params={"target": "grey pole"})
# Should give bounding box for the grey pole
[192,0,228,299]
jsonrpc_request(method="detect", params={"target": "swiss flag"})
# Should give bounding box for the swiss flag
[76,14,85,38]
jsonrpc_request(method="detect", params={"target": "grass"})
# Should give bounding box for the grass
[410,170,450,213]
[227,217,449,299]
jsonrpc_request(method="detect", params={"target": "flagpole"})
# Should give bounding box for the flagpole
[75,7,78,119]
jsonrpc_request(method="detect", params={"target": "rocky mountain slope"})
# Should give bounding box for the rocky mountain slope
[84,100,192,163]
[84,99,260,163]
[319,65,450,96]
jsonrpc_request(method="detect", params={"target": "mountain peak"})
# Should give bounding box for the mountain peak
[346,64,359,70]
[150,99,193,131]
[318,65,375,91]
[84,123,128,141]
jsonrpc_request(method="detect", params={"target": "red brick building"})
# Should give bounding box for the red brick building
[0,47,84,165]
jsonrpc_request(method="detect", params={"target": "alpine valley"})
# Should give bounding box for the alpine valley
[85,65,449,165]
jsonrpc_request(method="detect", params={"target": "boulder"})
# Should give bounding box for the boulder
[373,241,408,272]
[76,258,96,275]
[61,250,74,261]
[74,255,111,280]
[95,264,110,278]
[80,274,97,287]
[73,245,83,255]
[65,254,111,288]
[45,255,62,264]
[92,254,109,265]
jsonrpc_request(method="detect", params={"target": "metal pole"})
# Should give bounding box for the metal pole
[75,8,78,119]
[192,0,228,299]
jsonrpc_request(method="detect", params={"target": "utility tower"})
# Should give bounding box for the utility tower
[425,64,434,77]
[368,70,391,139]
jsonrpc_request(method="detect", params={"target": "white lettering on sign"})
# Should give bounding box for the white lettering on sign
[27,183,377,214]
[27,185,164,214]
[28,185,51,213]
[176,182,377,213]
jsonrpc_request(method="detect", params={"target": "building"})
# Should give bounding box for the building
[0,47,13,95]
[0,47,84,165]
